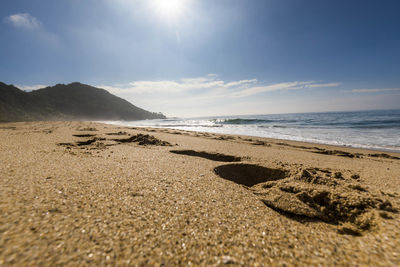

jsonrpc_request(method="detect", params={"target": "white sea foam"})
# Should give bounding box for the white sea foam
[100,110,400,152]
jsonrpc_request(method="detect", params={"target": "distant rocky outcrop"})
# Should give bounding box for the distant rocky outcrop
[0,82,166,122]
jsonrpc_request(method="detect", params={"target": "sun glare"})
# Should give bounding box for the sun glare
[152,0,187,19]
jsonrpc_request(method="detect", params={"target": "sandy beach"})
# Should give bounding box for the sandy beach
[1,121,399,266]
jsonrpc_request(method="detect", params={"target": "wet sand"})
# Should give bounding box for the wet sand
[1,121,399,266]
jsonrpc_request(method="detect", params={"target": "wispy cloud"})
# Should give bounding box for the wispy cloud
[349,88,400,93]
[95,75,341,116]
[98,76,258,95]
[98,76,340,99]
[232,81,341,97]
[4,13,42,30]
[224,79,258,88]
[3,12,59,46]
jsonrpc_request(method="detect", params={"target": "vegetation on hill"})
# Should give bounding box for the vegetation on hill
[0,82,166,122]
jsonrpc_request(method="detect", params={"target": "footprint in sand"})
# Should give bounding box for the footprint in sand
[214,164,287,186]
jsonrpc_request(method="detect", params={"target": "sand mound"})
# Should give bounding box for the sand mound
[256,168,397,235]
[214,164,397,235]
[171,150,241,162]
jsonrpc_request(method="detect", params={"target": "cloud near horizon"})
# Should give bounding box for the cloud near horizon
[231,81,341,97]
[94,76,343,116]
[98,76,338,98]
[15,76,400,117]
[349,88,400,93]
[4,13,42,30]
[16,84,48,91]
[15,76,339,97]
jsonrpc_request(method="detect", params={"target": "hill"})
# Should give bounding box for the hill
[0,82,166,122]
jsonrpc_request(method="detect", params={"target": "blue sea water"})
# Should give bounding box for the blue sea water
[103,110,400,152]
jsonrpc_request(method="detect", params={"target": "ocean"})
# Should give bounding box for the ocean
[102,109,400,152]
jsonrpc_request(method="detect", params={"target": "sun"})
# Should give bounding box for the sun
[152,0,187,19]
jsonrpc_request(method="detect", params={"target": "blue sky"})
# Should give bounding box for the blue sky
[1,0,399,117]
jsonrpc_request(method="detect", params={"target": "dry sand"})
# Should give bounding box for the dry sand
[0,121,399,266]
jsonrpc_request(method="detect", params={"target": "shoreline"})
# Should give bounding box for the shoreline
[1,121,399,265]
[99,118,400,154]
[101,122,400,155]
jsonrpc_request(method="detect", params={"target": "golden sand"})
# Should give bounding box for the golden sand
[1,121,399,265]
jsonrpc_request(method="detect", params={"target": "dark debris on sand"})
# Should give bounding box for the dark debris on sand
[105,131,129,136]
[58,133,171,150]
[58,136,107,149]
[113,134,172,146]
[368,153,400,160]
[312,149,363,158]
[72,134,96,138]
